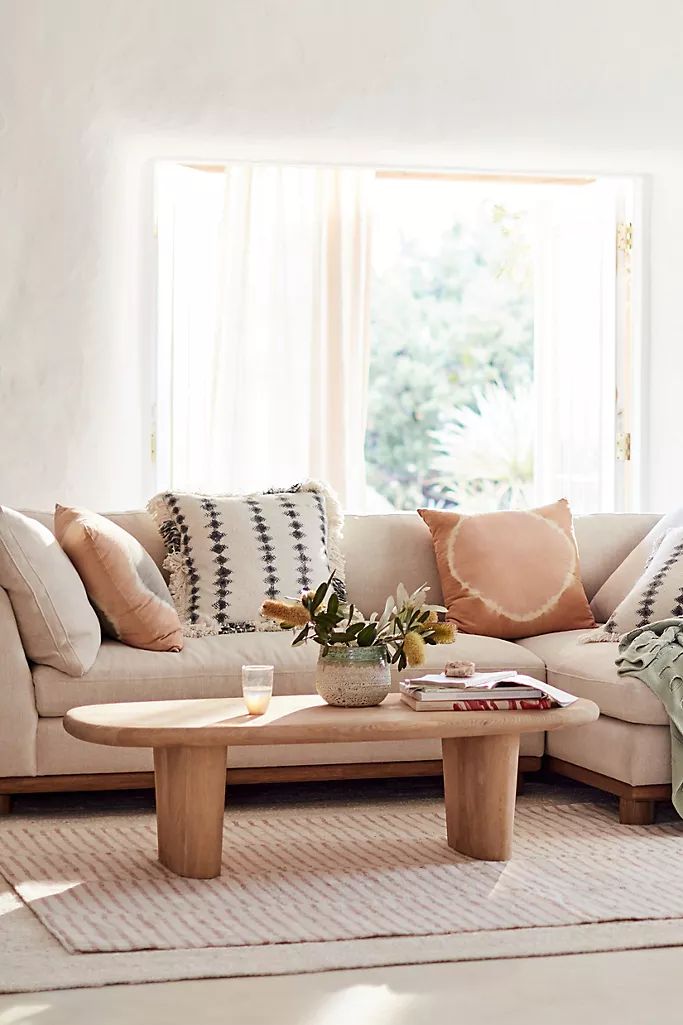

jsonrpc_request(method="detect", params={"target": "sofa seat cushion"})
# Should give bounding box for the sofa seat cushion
[517,630,668,726]
[34,633,318,717]
[33,632,545,718]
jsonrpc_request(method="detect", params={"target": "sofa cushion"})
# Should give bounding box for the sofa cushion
[590,509,681,623]
[0,506,101,676]
[588,526,683,641]
[32,631,545,717]
[573,512,659,604]
[343,513,443,615]
[517,630,668,726]
[22,509,168,573]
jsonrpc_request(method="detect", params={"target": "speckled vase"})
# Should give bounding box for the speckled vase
[315,645,391,707]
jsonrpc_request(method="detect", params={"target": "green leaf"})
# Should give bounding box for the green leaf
[292,625,309,646]
[311,580,329,612]
[327,593,339,617]
[357,624,378,647]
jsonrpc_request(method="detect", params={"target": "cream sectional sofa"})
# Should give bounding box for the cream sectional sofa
[0,508,670,824]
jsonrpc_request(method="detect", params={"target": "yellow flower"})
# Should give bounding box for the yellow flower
[425,610,439,625]
[261,600,311,628]
[432,621,457,644]
[403,630,426,667]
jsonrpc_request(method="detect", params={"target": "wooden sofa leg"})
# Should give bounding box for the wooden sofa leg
[619,797,656,825]
[0,795,12,816]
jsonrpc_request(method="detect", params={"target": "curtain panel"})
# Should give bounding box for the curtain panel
[158,163,374,510]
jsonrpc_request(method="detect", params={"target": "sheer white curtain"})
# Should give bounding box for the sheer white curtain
[157,163,374,509]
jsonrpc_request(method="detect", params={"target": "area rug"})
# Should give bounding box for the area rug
[2,793,683,992]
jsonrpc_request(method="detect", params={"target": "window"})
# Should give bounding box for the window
[366,175,535,513]
[154,164,640,514]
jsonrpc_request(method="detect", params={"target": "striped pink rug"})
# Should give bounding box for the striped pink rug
[0,801,681,954]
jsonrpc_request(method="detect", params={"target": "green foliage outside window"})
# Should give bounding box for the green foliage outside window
[364,202,535,512]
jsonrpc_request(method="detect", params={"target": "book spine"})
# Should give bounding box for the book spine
[448,698,553,711]
[402,697,554,712]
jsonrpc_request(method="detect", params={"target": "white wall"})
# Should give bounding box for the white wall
[1,0,682,511]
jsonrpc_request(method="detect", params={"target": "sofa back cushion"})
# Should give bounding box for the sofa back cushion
[343,513,443,614]
[589,509,677,622]
[573,512,660,608]
[22,509,168,574]
[587,525,683,640]
[0,507,101,675]
[16,506,661,626]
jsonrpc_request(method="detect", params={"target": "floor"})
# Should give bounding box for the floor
[0,777,677,1025]
[0,947,679,1025]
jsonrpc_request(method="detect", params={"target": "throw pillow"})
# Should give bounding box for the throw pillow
[590,507,683,624]
[54,505,184,652]
[0,506,101,676]
[418,499,596,639]
[587,526,683,641]
[148,481,345,636]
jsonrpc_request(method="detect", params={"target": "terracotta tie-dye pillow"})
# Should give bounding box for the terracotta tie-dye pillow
[55,505,183,652]
[418,499,595,639]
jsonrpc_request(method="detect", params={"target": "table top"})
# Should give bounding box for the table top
[63,694,599,749]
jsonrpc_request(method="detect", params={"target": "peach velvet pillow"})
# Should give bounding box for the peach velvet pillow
[418,499,595,639]
[54,505,183,652]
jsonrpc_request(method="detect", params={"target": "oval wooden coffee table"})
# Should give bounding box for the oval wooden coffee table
[64,694,598,878]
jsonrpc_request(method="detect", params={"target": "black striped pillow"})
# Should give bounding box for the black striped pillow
[148,482,345,636]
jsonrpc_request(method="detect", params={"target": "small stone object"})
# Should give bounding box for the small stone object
[445,660,475,678]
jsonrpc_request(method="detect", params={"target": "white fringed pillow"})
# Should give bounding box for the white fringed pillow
[586,526,683,641]
[148,481,345,636]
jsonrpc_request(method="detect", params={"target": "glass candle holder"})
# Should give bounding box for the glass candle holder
[242,665,274,715]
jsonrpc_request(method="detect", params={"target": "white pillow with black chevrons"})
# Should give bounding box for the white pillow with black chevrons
[587,526,683,641]
[148,481,345,636]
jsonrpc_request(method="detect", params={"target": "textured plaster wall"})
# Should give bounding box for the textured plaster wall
[1,0,682,511]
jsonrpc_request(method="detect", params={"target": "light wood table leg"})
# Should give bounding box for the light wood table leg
[153,746,227,879]
[442,733,520,861]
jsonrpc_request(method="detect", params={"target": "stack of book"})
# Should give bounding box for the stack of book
[399,670,575,712]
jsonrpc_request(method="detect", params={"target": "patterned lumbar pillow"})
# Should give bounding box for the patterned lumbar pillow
[148,481,345,636]
[587,526,683,641]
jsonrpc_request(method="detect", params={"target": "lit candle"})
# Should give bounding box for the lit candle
[242,665,274,716]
